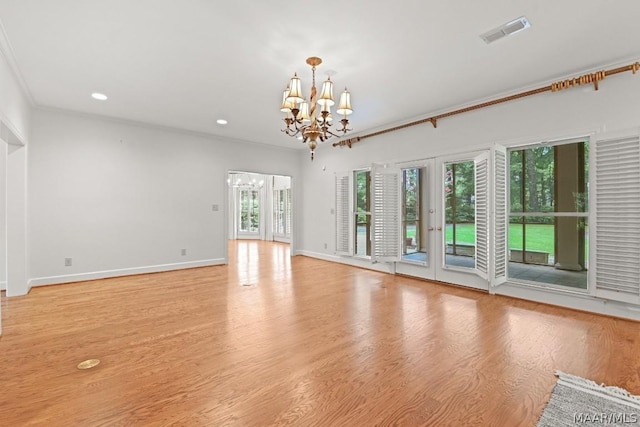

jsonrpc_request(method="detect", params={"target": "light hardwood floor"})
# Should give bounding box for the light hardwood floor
[1,240,639,426]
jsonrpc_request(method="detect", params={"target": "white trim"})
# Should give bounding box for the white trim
[502,132,596,150]
[299,250,342,263]
[0,19,35,106]
[236,234,260,239]
[0,120,26,146]
[223,170,229,264]
[0,281,5,291]
[495,281,640,321]
[300,250,394,274]
[273,236,291,243]
[28,259,225,288]
[36,106,300,153]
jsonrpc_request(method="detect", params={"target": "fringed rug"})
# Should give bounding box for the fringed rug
[537,371,640,426]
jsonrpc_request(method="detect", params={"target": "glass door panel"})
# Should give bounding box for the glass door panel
[395,159,435,279]
[401,167,427,263]
[435,152,490,291]
[354,170,371,257]
[239,189,260,235]
[444,160,476,269]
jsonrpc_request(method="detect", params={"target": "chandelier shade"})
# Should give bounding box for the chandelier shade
[298,101,310,122]
[280,89,296,112]
[337,89,353,116]
[286,73,304,103]
[280,56,354,160]
[318,77,334,108]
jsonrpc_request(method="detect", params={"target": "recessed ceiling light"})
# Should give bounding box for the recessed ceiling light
[216,119,228,125]
[91,93,108,101]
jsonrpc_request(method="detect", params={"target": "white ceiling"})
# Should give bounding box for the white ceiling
[1,1,639,150]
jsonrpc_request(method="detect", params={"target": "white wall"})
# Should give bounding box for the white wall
[299,62,640,318]
[302,66,640,255]
[28,109,300,287]
[0,141,6,290]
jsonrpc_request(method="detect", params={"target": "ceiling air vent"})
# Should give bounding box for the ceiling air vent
[480,16,530,44]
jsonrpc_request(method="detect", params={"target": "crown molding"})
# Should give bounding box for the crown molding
[34,105,303,153]
[0,17,35,106]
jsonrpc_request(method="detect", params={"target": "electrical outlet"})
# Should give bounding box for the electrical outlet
[181,249,187,256]
[212,204,219,212]
[64,258,72,267]
[324,243,328,249]
[330,208,335,215]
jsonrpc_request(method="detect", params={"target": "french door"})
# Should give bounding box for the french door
[392,152,490,290]
[237,189,260,238]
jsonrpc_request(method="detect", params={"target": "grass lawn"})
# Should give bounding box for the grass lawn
[388,223,588,255]
[410,224,554,252]
[446,223,588,255]
[446,223,555,253]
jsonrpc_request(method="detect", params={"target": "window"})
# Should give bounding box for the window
[273,188,291,237]
[355,170,371,257]
[239,190,260,233]
[402,167,423,261]
[508,141,588,289]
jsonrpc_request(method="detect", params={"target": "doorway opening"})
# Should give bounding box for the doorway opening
[227,171,293,244]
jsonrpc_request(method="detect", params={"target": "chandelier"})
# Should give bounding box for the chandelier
[280,56,353,160]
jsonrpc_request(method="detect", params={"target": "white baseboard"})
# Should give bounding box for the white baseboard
[299,250,393,274]
[298,250,341,262]
[28,259,226,288]
[494,282,640,321]
[300,251,640,321]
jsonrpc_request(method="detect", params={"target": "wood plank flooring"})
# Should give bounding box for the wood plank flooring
[1,240,639,426]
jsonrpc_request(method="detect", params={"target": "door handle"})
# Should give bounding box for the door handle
[428,227,434,231]
[437,226,442,231]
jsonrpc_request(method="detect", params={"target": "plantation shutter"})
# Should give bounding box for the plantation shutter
[474,152,489,280]
[335,171,352,255]
[371,163,401,262]
[492,145,508,287]
[285,188,291,237]
[594,133,640,304]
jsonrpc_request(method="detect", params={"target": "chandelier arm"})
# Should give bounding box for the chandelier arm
[321,129,340,138]
[293,118,306,132]
[282,125,302,137]
[321,126,352,139]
